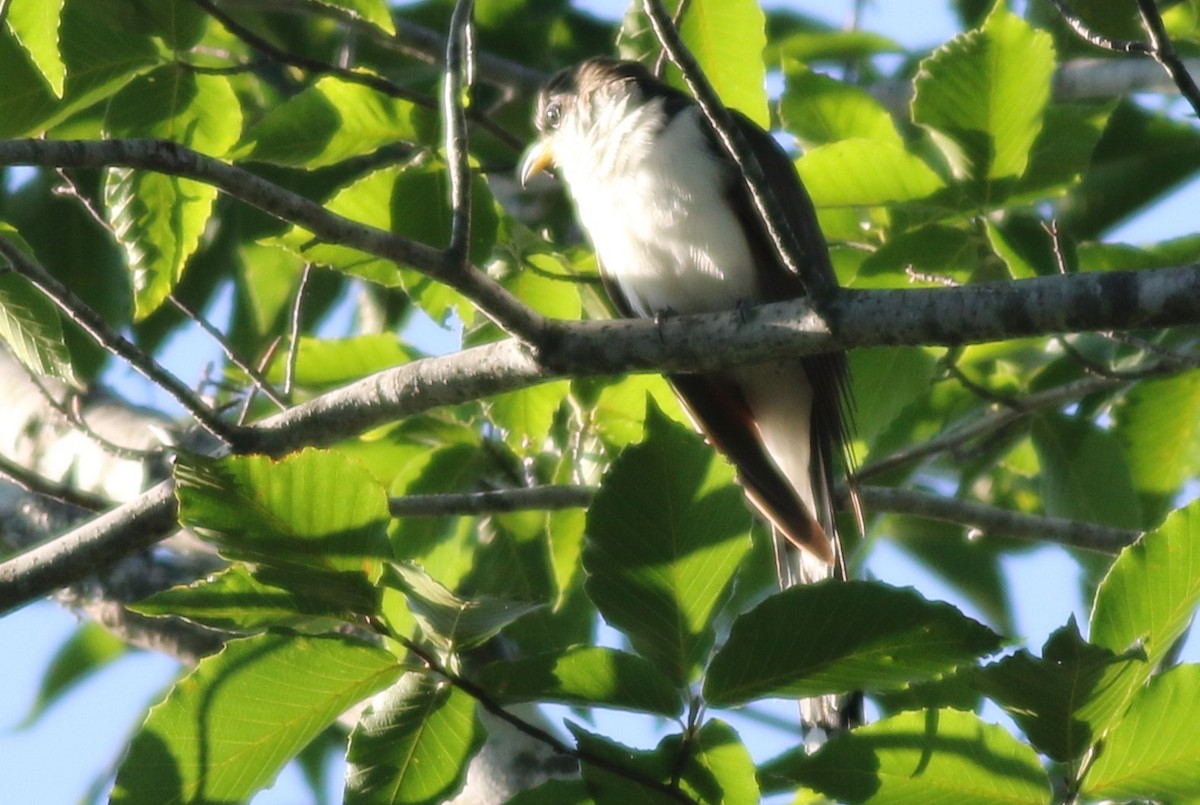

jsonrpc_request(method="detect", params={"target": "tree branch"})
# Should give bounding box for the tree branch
[443,0,475,265]
[0,237,237,445]
[853,486,1137,554]
[1134,0,1200,118]
[388,485,593,517]
[2,264,1198,611]
[640,0,831,296]
[0,138,549,343]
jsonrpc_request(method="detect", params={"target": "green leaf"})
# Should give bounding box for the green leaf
[677,0,769,127]
[584,402,752,686]
[973,619,1145,762]
[5,0,67,96]
[345,672,484,805]
[0,0,156,138]
[704,581,1002,706]
[18,622,126,729]
[488,380,571,454]
[1082,664,1200,802]
[277,161,498,308]
[236,76,434,168]
[1013,102,1113,201]
[140,0,207,49]
[781,62,902,148]
[674,719,759,805]
[1031,414,1142,529]
[131,565,360,634]
[474,647,682,717]
[110,634,401,805]
[0,226,77,385]
[1091,503,1200,687]
[1115,370,1200,525]
[104,65,243,318]
[383,562,542,651]
[853,224,978,289]
[175,448,392,614]
[570,723,676,805]
[314,0,396,34]
[265,334,416,388]
[760,708,1051,804]
[1063,101,1200,239]
[848,347,938,454]
[912,7,1055,190]
[582,376,689,448]
[796,139,945,207]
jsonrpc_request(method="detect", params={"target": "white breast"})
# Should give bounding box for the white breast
[558,104,763,317]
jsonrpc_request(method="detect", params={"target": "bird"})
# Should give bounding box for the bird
[520,57,854,660]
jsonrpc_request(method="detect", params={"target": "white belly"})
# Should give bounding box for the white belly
[563,107,764,317]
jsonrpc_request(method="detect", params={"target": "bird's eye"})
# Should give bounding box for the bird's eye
[543,101,562,131]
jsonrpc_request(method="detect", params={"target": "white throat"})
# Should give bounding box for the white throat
[554,100,763,317]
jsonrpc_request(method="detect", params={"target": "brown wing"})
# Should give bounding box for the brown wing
[703,113,854,571]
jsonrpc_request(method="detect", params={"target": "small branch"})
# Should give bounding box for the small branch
[1134,0,1200,118]
[0,480,179,614]
[0,452,107,512]
[187,0,428,103]
[3,265,1200,610]
[854,485,1138,554]
[443,0,475,266]
[187,0,523,150]
[642,0,832,297]
[168,295,288,410]
[285,263,312,399]
[389,485,593,517]
[0,237,238,445]
[1048,0,1150,54]
[0,139,549,344]
[394,633,695,804]
[1050,0,1200,117]
[856,374,1118,481]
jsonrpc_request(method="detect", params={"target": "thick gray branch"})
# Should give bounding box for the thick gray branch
[0,138,548,342]
[2,264,1198,611]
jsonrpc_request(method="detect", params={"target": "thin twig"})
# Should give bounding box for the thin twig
[285,264,312,399]
[388,484,593,517]
[0,452,108,512]
[1134,0,1200,118]
[0,237,238,445]
[238,336,286,425]
[641,0,833,298]
[942,361,1024,411]
[186,0,524,150]
[393,633,696,804]
[1048,0,1150,54]
[168,295,288,410]
[854,485,1138,554]
[443,0,475,265]
[0,138,549,344]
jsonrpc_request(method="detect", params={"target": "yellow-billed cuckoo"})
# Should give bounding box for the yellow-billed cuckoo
[521,58,853,592]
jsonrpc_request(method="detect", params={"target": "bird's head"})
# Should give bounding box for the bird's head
[520,58,667,187]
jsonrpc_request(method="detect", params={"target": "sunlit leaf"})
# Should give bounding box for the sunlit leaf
[1082,664,1200,802]
[584,403,752,686]
[474,647,682,716]
[974,619,1145,762]
[111,634,401,805]
[913,7,1054,192]
[705,582,1002,706]
[345,672,484,805]
[761,708,1051,803]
